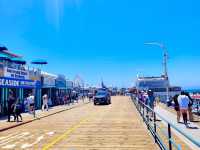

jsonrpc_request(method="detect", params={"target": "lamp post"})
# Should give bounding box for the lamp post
[144,42,170,102]
[31,59,48,108]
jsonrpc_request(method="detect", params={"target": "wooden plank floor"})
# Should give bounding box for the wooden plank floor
[0,96,158,150]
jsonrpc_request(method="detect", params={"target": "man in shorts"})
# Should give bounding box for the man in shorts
[178,91,189,127]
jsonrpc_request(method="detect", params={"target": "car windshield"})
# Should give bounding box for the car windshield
[96,92,107,96]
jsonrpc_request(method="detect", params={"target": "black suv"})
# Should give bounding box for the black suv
[94,90,111,105]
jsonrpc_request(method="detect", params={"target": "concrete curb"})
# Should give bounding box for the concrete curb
[0,101,91,132]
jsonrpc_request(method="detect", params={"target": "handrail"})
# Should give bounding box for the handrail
[134,97,200,148]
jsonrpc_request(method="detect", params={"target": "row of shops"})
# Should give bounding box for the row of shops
[41,72,74,106]
[0,47,74,115]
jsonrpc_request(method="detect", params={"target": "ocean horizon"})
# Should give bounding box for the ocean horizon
[184,88,200,93]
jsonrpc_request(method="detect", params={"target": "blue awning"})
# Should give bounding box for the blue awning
[10,57,26,64]
[31,59,48,65]
[0,53,11,61]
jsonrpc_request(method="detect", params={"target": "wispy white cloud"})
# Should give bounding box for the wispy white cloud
[44,0,63,30]
[44,0,82,30]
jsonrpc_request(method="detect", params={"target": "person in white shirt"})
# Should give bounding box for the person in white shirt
[178,92,189,127]
[27,93,36,118]
[42,94,48,111]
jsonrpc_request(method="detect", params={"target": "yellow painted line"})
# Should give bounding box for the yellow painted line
[42,117,89,150]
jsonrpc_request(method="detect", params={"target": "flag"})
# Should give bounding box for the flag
[101,81,107,88]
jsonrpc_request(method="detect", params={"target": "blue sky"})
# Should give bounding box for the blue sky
[0,0,200,88]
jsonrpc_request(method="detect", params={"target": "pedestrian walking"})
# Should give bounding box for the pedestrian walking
[7,92,16,122]
[23,97,29,112]
[185,92,194,122]
[27,93,36,118]
[155,96,160,105]
[137,91,143,103]
[68,93,72,105]
[63,95,67,105]
[147,90,155,117]
[13,98,23,122]
[178,91,190,127]
[42,94,49,111]
[82,94,85,103]
[173,94,181,123]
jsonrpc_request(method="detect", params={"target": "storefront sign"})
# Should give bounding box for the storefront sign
[0,77,41,88]
[4,67,29,79]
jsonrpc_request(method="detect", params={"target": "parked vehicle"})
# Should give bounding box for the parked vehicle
[88,92,94,99]
[94,90,111,105]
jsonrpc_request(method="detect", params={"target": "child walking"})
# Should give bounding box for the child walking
[14,98,23,122]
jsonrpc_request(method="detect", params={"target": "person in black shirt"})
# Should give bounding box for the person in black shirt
[7,92,16,122]
[173,94,181,123]
[13,98,23,122]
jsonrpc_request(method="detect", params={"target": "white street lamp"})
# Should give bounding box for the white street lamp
[144,42,170,102]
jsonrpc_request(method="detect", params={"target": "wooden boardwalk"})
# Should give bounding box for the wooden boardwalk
[0,96,158,150]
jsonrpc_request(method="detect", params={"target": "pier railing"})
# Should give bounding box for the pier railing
[131,96,200,150]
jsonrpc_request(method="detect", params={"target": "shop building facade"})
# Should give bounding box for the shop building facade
[41,71,57,106]
[0,51,41,115]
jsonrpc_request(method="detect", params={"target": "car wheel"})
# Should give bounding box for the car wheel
[106,100,109,105]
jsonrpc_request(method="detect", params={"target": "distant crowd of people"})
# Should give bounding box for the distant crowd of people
[135,90,194,128]
[6,91,92,123]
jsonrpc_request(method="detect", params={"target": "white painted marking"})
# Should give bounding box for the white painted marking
[21,143,29,149]
[46,131,55,136]
[2,144,16,149]
[21,136,44,149]
[0,132,29,146]
[0,133,20,140]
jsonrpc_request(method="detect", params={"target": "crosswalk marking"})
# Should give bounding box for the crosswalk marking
[0,131,55,149]
[0,132,29,146]
[2,144,16,149]
[0,132,20,140]
[21,135,44,149]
